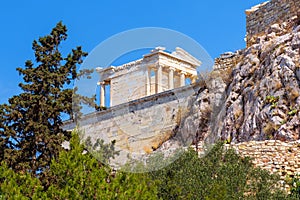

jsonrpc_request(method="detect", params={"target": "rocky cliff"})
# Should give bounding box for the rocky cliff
[207,19,300,143]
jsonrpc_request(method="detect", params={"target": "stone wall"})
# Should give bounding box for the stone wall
[226,140,300,191]
[193,140,300,191]
[246,0,300,46]
[111,66,147,106]
[212,51,244,85]
[63,84,198,167]
[213,51,244,70]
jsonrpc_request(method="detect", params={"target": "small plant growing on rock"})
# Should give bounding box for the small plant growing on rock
[225,136,232,144]
[280,120,287,125]
[220,67,234,85]
[288,106,298,116]
[265,95,279,109]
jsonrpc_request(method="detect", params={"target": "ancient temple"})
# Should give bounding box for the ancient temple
[63,47,202,168]
[96,47,201,107]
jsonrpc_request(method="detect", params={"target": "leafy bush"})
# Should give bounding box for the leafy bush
[0,132,158,199]
[0,163,44,199]
[265,95,279,109]
[2,134,299,199]
[148,142,290,200]
[43,132,157,199]
[288,175,300,199]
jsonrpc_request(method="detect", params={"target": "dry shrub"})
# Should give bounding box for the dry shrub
[234,109,243,120]
[143,146,152,154]
[289,88,300,101]
[274,80,283,90]
[221,67,234,85]
[263,122,278,138]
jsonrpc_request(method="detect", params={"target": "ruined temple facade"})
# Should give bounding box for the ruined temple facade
[62,47,201,160]
[96,47,200,107]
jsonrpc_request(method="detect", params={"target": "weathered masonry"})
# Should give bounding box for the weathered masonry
[64,47,201,162]
[96,47,200,107]
[216,0,299,68]
[245,0,300,46]
[64,84,198,164]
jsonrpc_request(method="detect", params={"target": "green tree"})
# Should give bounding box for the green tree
[0,162,44,199]
[0,21,92,173]
[149,142,290,200]
[44,132,157,199]
[0,132,158,199]
[288,175,300,199]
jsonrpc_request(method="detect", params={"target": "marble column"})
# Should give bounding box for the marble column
[156,65,162,93]
[100,82,105,107]
[180,71,186,87]
[168,67,174,90]
[109,82,112,107]
[146,67,151,96]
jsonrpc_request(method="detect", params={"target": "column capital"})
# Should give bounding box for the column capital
[191,75,198,79]
[97,81,106,86]
[179,71,187,75]
[168,66,176,71]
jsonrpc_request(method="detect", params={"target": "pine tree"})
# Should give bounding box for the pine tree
[0,22,91,173]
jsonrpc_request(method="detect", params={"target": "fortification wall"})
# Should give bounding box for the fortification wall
[226,140,300,191]
[64,84,198,165]
[194,140,300,191]
[213,51,244,70]
[246,0,300,46]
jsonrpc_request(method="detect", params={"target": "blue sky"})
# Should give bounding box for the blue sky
[0,0,264,103]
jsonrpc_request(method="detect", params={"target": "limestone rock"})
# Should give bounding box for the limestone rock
[211,25,300,142]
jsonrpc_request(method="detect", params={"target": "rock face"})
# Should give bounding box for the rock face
[212,22,300,142]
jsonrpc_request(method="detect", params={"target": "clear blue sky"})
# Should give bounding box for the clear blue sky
[0,0,264,103]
